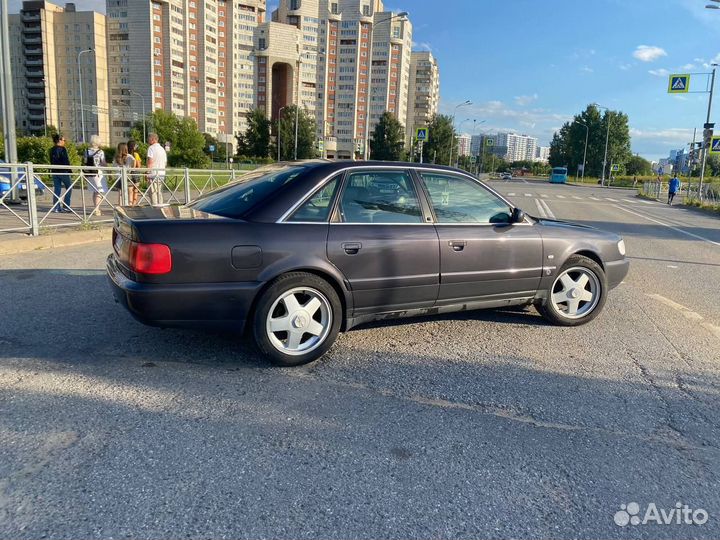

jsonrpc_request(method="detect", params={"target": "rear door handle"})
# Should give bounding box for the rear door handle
[342,242,362,255]
[449,240,467,252]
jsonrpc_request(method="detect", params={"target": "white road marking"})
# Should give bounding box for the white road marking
[613,205,720,247]
[667,265,679,269]
[557,195,566,199]
[572,195,582,200]
[590,196,601,201]
[540,199,556,219]
[525,193,533,197]
[646,294,720,339]
[622,199,636,204]
[605,197,617,202]
[535,199,547,218]
[540,194,549,198]
[508,192,516,196]
[639,200,655,205]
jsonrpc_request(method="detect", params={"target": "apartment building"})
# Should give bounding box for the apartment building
[495,132,538,162]
[254,0,413,159]
[105,0,265,145]
[405,50,439,144]
[535,145,550,163]
[9,1,110,143]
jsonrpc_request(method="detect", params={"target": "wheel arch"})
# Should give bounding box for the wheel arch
[572,249,605,271]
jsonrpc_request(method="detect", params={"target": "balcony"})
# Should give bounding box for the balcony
[25,68,44,78]
[24,58,43,67]
[22,35,42,45]
[27,88,45,97]
[21,11,41,22]
[26,80,44,88]
[27,112,46,121]
[24,47,42,55]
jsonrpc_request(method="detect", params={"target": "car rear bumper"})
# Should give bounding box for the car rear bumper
[106,254,261,330]
[606,258,629,289]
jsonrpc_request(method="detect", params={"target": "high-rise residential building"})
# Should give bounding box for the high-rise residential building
[253,0,413,160]
[471,134,506,158]
[105,0,266,145]
[9,1,110,143]
[535,145,550,163]
[457,134,471,157]
[495,132,538,162]
[405,50,439,143]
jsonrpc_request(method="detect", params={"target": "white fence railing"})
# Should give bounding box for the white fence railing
[0,163,252,236]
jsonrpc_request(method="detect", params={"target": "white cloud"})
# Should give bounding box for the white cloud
[630,127,694,142]
[633,45,668,63]
[411,41,432,52]
[619,63,632,71]
[681,63,696,70]
[648,68,670,77]
[580,66,594,73]
[514,94,538,106]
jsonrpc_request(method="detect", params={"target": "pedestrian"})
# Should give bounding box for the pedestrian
[668,175,681,205]
[632,175,638,188]
[114,142,136,205]
[49,133,72,213]
[146,132,167,206]
[127,139,141,206]
[84,134,107,216]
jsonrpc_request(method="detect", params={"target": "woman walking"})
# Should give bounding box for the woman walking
[84,135,107,216]
[127,139,142,206]
[114,142,137,205]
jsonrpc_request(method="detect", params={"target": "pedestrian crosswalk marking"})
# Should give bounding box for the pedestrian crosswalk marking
[605,197,617,202]
[557,195,566,199]
[572,196,581,199]
[590,197,600,201]
[541,194,548,198]
[508,192,516,196]
[524,193,532,197]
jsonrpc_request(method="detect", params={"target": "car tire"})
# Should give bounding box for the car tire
[537,254,607,326]
[252,272,342,366]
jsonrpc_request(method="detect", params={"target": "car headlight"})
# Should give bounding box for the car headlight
[617,239,626,256]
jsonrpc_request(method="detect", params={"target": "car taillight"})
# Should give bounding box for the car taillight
[129,242,172,274]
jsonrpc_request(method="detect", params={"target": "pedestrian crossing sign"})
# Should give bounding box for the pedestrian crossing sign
[611,164,620,172]
[415,127,428,141]
[710,136,720,153]
[668,74,690,93]
[486,138,495,146]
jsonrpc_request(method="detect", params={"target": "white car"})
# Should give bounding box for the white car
[501,172,513,180]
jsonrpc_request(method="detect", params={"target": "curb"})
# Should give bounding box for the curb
[0,226,112,256]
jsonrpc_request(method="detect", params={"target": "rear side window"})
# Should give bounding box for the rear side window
[288,176,341,222]
[338,170,422,223]
[188,165,305,219]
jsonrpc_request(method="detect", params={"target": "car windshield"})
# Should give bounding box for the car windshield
[187,165,306,219]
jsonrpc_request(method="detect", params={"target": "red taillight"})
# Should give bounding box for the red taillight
[129,242,172,274]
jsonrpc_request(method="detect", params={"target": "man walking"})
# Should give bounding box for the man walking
[146,133,167,206]
[49,133,72,212]
[668,175,681,205]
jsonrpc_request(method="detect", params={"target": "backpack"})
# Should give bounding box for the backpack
[84,149,99,175]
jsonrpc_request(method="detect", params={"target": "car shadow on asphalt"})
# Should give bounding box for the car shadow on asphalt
[575,219,720,243]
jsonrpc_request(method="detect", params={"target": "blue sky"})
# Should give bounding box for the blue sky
[10,0,720,160]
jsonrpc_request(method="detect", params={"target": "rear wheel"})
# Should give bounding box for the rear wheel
[253,272,342,366]
[537,255,607,326]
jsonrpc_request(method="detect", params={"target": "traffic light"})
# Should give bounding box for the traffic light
[703,123,715,149]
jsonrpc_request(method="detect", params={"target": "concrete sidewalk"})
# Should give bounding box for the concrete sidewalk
[0,225,111,256]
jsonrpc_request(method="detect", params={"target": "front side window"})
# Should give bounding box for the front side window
[339,170,422,223]
[288,176,340,222]
[419,172,512,224]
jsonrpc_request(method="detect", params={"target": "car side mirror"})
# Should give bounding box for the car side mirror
[510,207,525,224]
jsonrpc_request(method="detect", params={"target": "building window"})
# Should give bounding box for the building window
[331,3,338,14]
[290,0,300,9]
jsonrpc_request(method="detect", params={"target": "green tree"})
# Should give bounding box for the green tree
[130,110,209,168]
[236,108,271,159]
[423,114,456,165]
[369,112,405,161]
[625,155,652,176]
[549,104,632,178]
[275,105,317,160]
[17,136,53,164]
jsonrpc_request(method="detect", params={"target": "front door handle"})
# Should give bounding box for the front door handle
[449,240,467,252]
[342,242,362,255]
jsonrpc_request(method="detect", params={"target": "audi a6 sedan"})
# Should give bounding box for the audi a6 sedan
[107,161,629,366]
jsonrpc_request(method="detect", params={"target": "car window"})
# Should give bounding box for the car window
[419,172,512,224]
[188,165,306,219]
[339,170,423,224]
[288,175,340,222]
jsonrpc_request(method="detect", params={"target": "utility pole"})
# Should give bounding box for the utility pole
[699,67,716,199]
[0,0,19,202]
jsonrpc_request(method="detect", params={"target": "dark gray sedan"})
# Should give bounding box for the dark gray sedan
[107,161,628,366]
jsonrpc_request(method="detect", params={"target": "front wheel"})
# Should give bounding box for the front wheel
[252,272,342,366]
[537,255,607,326]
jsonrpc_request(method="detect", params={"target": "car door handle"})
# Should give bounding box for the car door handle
[448,240,467,252]
[342,242,362,255]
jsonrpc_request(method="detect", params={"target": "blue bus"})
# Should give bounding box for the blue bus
[550,167,568,184]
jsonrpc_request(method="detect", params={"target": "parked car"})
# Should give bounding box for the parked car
[107,161,629,366]
[501,172,513,180]
[0,160,46,200]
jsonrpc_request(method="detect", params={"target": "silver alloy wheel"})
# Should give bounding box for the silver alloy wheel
[266,286,333,356]
[549,266,601,320]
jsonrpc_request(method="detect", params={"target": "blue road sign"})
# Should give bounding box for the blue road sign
[711,136,720,153]
[209,145,216,152]
[415,127,428,141]
[668,74,690,93]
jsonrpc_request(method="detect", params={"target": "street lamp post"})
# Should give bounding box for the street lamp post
[574,120,589,182]
[449,100,472,166]
[129,89,147,142]
[364,11,409,160]
[699,65,717,198]
[77,48,93,143]
[593,103,611,186]
[455,118,471,168]
[277,106,287,162]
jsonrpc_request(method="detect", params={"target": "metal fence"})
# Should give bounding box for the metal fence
[641,180,719,205]
[0,163,253,236]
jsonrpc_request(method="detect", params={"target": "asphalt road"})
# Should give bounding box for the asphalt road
[1,179,719,539]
